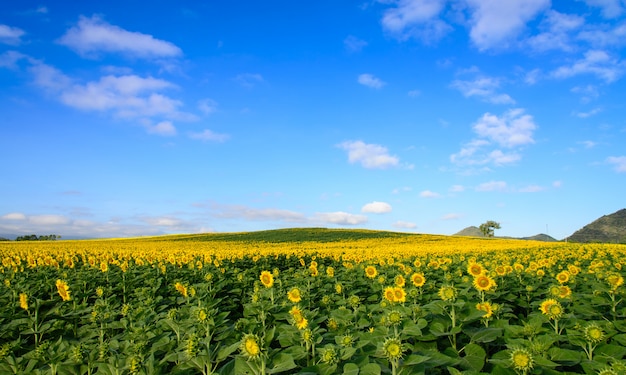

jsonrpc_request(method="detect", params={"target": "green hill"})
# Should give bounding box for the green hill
[157,227,419,243]
[453,226,485,237]
[566,208,626,244]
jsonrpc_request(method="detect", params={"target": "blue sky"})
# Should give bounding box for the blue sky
[1,1,625,240]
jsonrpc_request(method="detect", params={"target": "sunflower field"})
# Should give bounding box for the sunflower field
[2,230,626,375]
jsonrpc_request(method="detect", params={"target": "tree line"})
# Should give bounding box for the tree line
[14,234,61,241]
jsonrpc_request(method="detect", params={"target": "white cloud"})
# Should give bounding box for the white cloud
[344,35,367,52]
[574,108,602,118]
[465,0,550,51]
[361,201,392,214]
[0,24,25,45]
[392,186,412,194]
[527,10,585,52]
[28,62,196,125]
[607,156,626,172]
[450,76,515,104]
[29,214,71,226]
[2,212,26,220]
[582,0,625,18]
[357,74,386,89]
[473,108,537,148]
[571,84,600,103]
[315,212,368,225]
[552,50,625,83]
[578,23,626,47]
[381,0,451,42]
[189,129,230,142]
[524,69,542,85]
[338,140,400,169]
[553,180,563,188]
[393,220,417,229]
[518,184,545,192]
[198,98,218,115]
[235,73,264,88]
[476,180,508,192]
[419,190,441,198]
[442,213,463,220]
[209,203,307,223]
[146,121,177,136]
[449,185,465,193]
[451,109,536,169]
[57,15,182,59]
[0,50,28,69]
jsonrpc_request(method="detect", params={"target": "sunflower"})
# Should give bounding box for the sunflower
[56,279,71,301]
[365,265,378,279]
[394,275,406,287]
[240,334,261,359]
[473,274,496,292]
[19,293,28,311]
[556,270,570,284]
[467,262,485,277]
[260,271,274,288]
[558,285,572,299]
[383,287,396,303]
[584,323,605,344]
[411,272,426,287]
[438,285,457,302]
[476,302,494,319]
[382,337,404,361]
[393,287,407,303]
[326,266,335,277]
[607,273,624,290]
[539,298,563,320]
[510,348,534,373]
[174,282,188,297]
[287,287,302,303]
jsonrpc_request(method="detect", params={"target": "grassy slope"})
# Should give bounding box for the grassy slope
[149,227,421,243]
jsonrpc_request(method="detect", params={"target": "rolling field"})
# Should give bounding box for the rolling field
[2,229,626,374]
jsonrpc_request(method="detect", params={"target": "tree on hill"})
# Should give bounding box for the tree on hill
[479,221,501,237]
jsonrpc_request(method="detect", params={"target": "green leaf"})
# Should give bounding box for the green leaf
[595,343,626,359]
[462,343,486,371]
[548,347,582,366]
[402,354,430,365]
[267,353,297,374]
[358,363,381,375]
[216,341,241,362]
[342,363,359,375]
[465,327,503,343]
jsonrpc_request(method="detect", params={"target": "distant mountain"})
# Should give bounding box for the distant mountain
[453,226,485,237]
[521,233,558,242]
[566,208,626,244]
[453,226,557,242]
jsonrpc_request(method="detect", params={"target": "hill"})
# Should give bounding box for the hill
[453,226,485,237]
[566,208,626,244]
[157,227,420,243]
[453,227,557,242]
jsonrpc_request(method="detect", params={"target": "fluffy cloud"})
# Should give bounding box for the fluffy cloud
[357,74,386,89]
[209,204,307,223]
[527,10,585,52]
[0,24,25,45]
[450,76,515,104]
[338,141,400,169]
[381,0,451,42]
[607,156,626,172]
[361,201,392,214]
[235,73,264,88]
[475,180,508,192]
[473,109,536,148]
[552,50,625,83]
[314,212,368,225]
[518,184,545,192]
[419,190,441,198]
[582,0,625,18]
[28,62,196,131]
[57,15,182,59]
[451,109,537,168]
[198,98,218,115]
[188,129,230,142]
[393,220,417,229]
[344,35,367,52]
[465,0,550,50]
[146,121,177,136]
